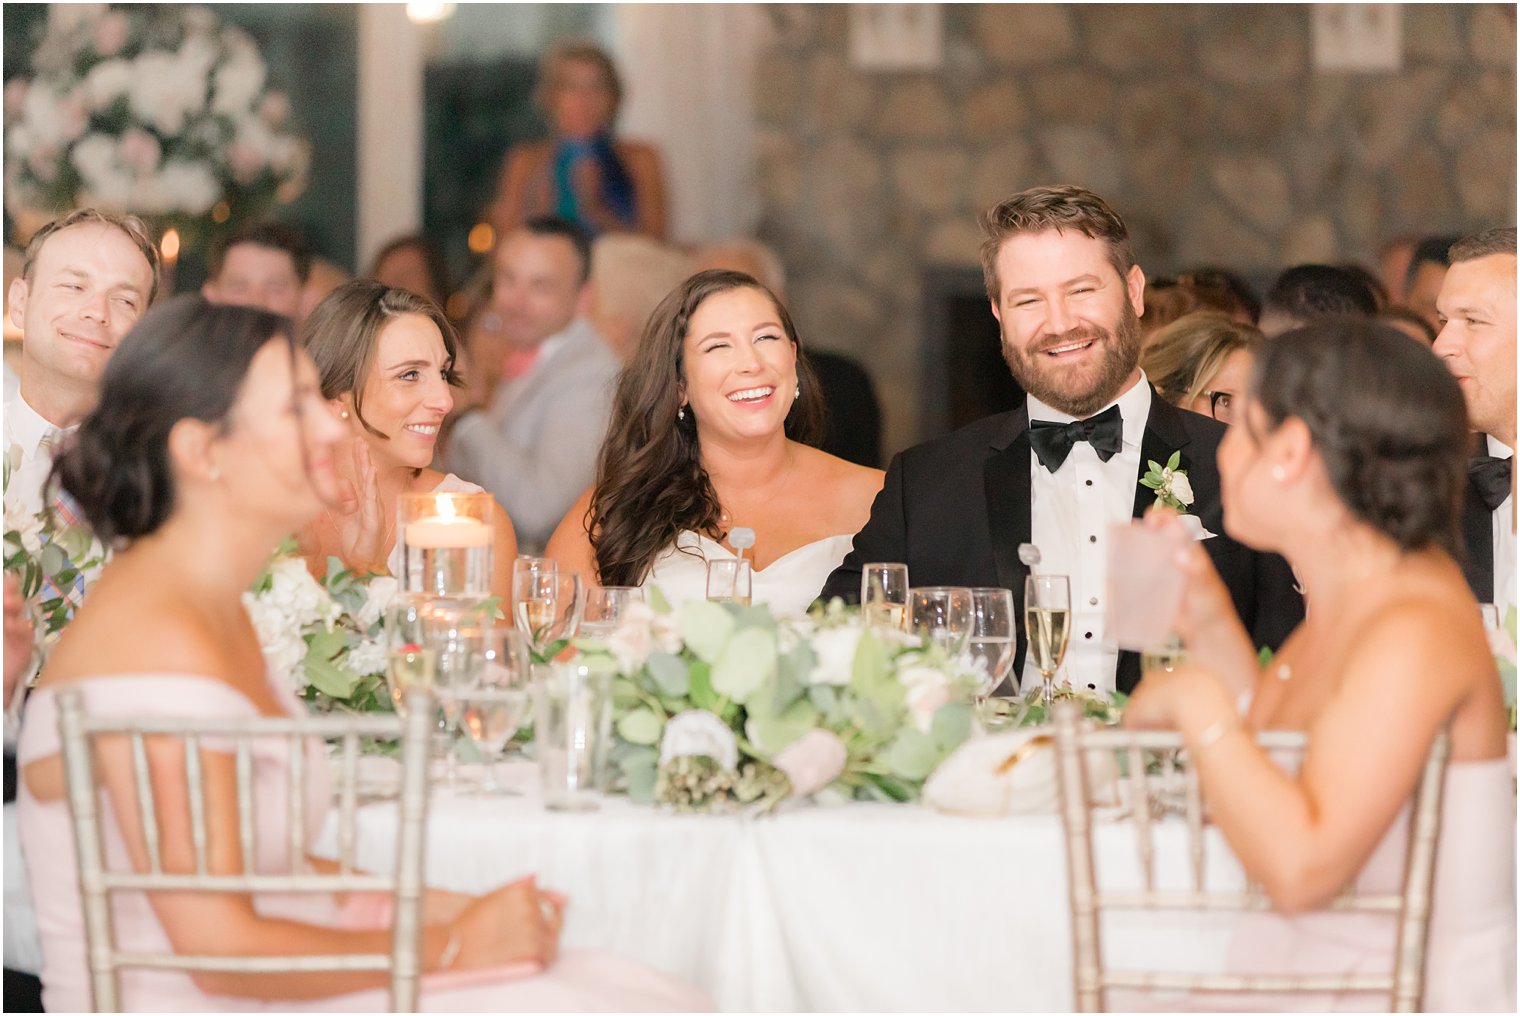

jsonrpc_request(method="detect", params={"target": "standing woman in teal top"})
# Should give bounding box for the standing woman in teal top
[492,41,668,241]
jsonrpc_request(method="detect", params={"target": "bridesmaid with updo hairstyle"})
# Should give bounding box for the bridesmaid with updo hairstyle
[20,295,708,1012]
[1126,318,1513,1011]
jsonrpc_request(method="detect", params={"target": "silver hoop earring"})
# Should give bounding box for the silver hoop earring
[678,405,686,421]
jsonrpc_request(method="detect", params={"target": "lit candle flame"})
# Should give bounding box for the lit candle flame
[161,228,181,264]
[435,493,457,520]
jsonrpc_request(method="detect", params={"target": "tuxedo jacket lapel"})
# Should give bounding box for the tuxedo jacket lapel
[1131,393,1193,521]
[985,407,1033,677]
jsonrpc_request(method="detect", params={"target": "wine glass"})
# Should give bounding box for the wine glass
[513,562,582,656]
[426,598,492,790]
[1023,575,1072,706]
[580,586,643,639]
[861,563,910,631]
[908,586,973,655]
[458,625,532,795]
[386,596,437,718]
[705,559,752,606]
[967,587,1016,699]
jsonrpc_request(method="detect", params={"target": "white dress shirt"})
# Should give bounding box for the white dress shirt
[1488,436,1515,622]
[1021,375,1154,695]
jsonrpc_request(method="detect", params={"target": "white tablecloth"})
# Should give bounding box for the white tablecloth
[323,760,1247,1012]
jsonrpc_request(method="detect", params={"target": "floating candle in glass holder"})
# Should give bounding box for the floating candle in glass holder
[399,491,493,597]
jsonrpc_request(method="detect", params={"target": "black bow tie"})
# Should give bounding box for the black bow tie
[1469,454,1513,512]
[1028,404,1124,473]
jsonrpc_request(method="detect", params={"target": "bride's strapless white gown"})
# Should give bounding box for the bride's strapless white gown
[642,531,854,617]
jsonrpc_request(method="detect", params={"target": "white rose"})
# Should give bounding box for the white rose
[659,709,739,771]
[355,575,398,631]
[82,58,134,111]
[650,611,683,654]
[156,160,221,215]
[772,728,848,797]
[807,626,861,686]
[267,557,336,628]
[212,51,267,116]
[606,617,656,672]
[345,637,387,677]
[899,664,953,733]
[1167,471,1191,504]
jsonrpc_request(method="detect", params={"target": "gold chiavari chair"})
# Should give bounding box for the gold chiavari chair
[57,689,433,1013]
[1051,701,1451,1013]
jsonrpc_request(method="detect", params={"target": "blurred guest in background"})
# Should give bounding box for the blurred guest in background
[1257,263,1379,337]
[1404,234,1462,334]
[1377,234,1421,307]
[1433,227,1517,616]
[1177,266,1261,324]
[368,234,452,311]
[587,233,690,360]
[442,217,618,554]
[297,257,352,324]
[1380,305,1437,345]
[1339,261,1389,310]
[546,269,883,616]
[492,40,667,241]
[1140,312,1262,426]
[300,280,518,599]
[202,220,310,321]
[692,238,883,468]
[1139,276,1201,345]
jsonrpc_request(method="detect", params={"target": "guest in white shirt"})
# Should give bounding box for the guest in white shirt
[1434,227,1517,619]
[443,217,619,554]
[822,185,1302,695]
[2,207,159,992]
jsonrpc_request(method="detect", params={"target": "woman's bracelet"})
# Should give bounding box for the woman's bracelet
[438,927,462,970]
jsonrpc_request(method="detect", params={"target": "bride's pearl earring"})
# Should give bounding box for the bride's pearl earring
[794,383,801,401]
[1271,465,1286,482]
[678,405,686,421]
[340,410,350,420]
[209,466,222,482]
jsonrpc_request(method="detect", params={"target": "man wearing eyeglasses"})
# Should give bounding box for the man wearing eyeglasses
[822,185,1303,696]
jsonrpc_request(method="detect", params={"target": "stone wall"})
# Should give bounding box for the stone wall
[753,3,1517,453]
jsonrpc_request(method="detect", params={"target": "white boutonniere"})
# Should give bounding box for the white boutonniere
[1140,450,1194,512]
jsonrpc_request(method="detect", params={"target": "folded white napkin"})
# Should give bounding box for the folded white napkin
[923,727,1117,818]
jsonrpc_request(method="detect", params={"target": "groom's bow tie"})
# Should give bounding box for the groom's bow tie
[1028,404,1124,473]
[1469,454,1513,512]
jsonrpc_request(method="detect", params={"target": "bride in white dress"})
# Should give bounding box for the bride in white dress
[546,269,882,615]
[298,281,519,599]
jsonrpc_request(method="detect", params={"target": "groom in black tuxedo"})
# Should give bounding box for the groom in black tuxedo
[820,185,1302,695]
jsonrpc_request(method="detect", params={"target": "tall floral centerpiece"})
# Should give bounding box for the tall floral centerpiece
[3,5,309,252]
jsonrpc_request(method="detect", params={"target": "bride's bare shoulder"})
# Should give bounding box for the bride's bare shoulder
[792,445,885,528]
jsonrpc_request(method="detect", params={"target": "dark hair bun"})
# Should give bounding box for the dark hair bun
[48,296,291,544]
[1254,318,1469,554]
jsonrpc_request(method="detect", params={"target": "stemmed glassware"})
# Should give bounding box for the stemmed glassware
[580,586,643,639]
[512,557,582,657]
[966,587,1016,698]
[861,563,910,631]
[1023,574,1072,706]
[457,626,532,795]
[386,595,437,718]
[908,586,973,655]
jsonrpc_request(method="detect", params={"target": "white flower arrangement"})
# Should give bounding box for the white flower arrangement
[1140,450,1195,512]
[4,6,309,228]
[242,541,398,713]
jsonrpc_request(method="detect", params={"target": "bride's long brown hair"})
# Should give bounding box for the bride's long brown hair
[589,270,826,585]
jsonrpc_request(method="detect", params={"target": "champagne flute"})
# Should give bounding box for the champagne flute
[1024,574,1071,707]
[861,563,910,631]
[908,587,973,655]
[426,598,489,789]
[386,596,437,718]
[514,563,582,656]
[580,586,643,640]
[705,559,752,606]
[459,626,532,795]
[967,587,1017,700]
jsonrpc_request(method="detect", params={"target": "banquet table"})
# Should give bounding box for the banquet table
[320,760,1249,1012]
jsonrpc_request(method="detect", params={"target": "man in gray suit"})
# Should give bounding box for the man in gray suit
[444,217,620,553]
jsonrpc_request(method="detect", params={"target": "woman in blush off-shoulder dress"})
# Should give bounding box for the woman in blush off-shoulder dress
[299,280,519,601]
[18,296,709,1012]
[546,269,884,615]
[1125,319,1514,1011]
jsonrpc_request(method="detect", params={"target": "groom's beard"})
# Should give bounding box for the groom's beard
[1000,299,1142,418]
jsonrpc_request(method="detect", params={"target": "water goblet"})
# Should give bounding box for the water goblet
[908,586,973,655]
[458,626,532,795]
[967,587,1016,701]
[513,563,582,656]
[580,586,643,640]
[1023,574,1072,707]
[705,558,753,606]
[386,595,437,719]
[861,563,910,631]
[426,598,493,789]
